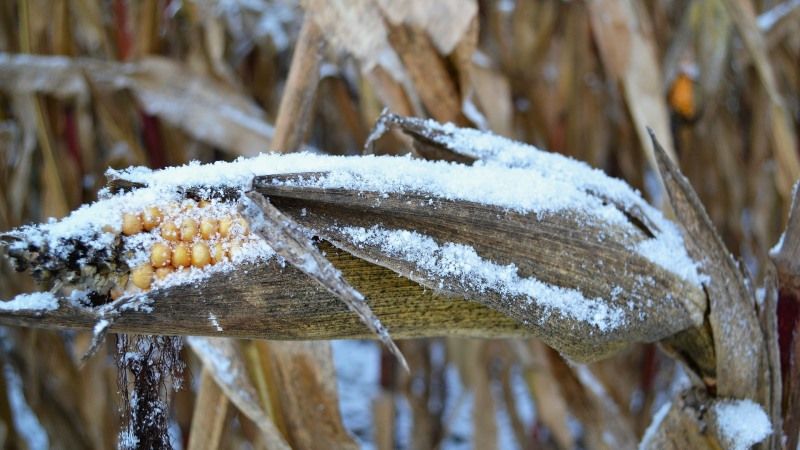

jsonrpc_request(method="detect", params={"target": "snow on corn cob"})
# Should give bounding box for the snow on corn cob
[2,192,268,302]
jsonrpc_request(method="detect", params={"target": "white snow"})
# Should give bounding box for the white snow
[639,401,671,450]
[338,225,625,332]
[0,292,59,311]
[93,319,110,335]
[208,312,223,332]
[713,399,772,450]
[331,340,380,449]
[4,363,49,450]
[758,0,800,31]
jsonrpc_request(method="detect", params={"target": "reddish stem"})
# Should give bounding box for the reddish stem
[140,113,166,169]
[113,0,132,61]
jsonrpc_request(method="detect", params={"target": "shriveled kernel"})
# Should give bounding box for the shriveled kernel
[131,265,153,290]
[180,218,198,241]
[199,218,218,240]
[191,242,211,268]
[172,243,191,268]
[218,217,233,238]
[150,242,172,268]
[142,207,163,231]
[122,213,143,236]
[161,222,179,241]
[211,242,226,264]
[155,267,173,279]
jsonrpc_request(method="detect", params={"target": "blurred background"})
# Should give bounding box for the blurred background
[0,0,797,448]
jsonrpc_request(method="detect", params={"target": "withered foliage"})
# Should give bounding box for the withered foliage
[0,1,799,449]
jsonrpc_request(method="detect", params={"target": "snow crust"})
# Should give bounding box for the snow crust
[0,292,59,311]
[339,225,625,332]
[713,399,772,450]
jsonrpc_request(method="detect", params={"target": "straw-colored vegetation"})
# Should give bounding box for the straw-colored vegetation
[0,0,799,449]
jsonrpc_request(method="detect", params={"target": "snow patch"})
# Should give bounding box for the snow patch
[208,312,223,332]
[338,225,625,332]
[93,319,110,335]
[4,364,49,450]
[639,401,671,450]
[0,292,59,312]
[713,399,772,450]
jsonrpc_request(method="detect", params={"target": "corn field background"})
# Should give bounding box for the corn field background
[0,0,799,449]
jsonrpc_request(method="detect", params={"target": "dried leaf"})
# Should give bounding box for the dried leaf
[187,368,230,450]
[649,130,765,401]
[0,53,274,157]
[240,191,408,371]
[723,0,800,198]
[187,337,291,450]
[264,341,358,450]
[375,0,477,55]
[587,0,677,171]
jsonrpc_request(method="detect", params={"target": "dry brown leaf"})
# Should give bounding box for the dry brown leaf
[588,0,677,171]
[241,191,407,370]
[271,18,323,153]
[375,0,477,55]
[256,176,704,362]
[723,0,800,199]
[264,341,359,450]
[187,337,291,450]
[187,367,230,450]
[516,340,574,449]
[0,53,274,157]
[548,350,638,450]
[300,0,436,117]
[650,130,766,402]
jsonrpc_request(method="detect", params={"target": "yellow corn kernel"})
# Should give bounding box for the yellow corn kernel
[131,265,153,290]
[180,218,198,242]
[191,242,211,268]
[172,243,191,268]
[142,207,163,231]
[218,217,233,238]
[180,200,198,213]
[198,200,211,208]
[211,242,226,264]
[155,267,173,279]
[161,222,179,241]
[199,218,218,240]
[122,213,143,236]
[150,242,172,268]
